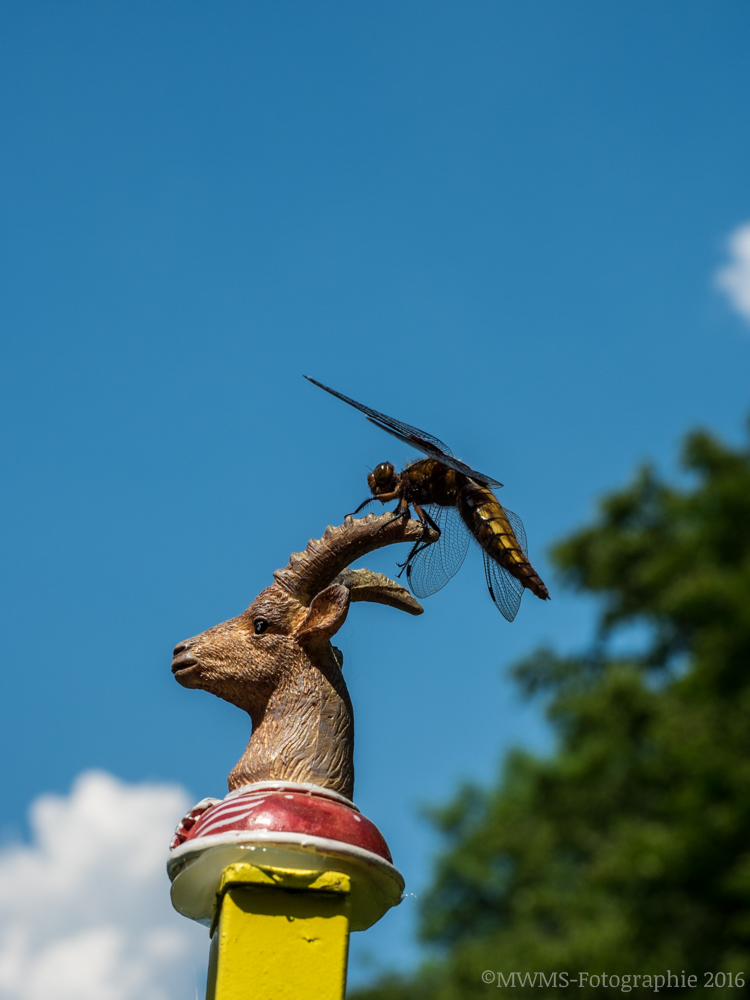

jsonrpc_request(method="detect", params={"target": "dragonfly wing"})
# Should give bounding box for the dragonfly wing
[372,420,503,488]
[304,376,454,456]
[442,461,503,490]
[406,506,471,598]
[362,418,451,458]
[482,550,524,622]
[365,417,454,459]
[503,507,528,557]
[304,376,503,488]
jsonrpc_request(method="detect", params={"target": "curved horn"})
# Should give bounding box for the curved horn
[332,567,423,615]
[273,512,437,607]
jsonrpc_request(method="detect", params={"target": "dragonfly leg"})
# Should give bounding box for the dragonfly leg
[419,505,441,534]
[375,498,411,535]
[347,489,401,518]
[396,504,441,575]
[372,490,400,503]
[346,495,377,518]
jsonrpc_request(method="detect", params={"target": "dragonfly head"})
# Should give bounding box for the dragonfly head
[368,462,399,497]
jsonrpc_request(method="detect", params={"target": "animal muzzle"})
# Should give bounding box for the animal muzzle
[171,640,203,687]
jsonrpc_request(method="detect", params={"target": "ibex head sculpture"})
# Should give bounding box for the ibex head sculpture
[171,512,436,801]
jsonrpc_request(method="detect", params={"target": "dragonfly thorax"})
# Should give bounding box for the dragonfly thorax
[400,458,464,506]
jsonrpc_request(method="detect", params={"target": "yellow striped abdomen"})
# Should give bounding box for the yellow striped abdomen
[457,483,549,600]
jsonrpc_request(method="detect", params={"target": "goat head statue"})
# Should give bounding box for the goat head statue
[171,512,436,801]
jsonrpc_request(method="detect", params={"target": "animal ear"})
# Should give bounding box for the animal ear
[295,584,351,649]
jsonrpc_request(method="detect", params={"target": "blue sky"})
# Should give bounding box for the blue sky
[1,2,750,992]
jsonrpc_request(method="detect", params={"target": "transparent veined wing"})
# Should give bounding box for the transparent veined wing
[304,376,453,455]
[503,507,528,557]
[304,376,503,489]
[482,550,524,623]
[406,505,471,598]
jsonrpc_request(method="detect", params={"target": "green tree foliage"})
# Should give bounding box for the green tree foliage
[351,426,750,998]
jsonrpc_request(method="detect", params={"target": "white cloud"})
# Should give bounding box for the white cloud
[716,222,750,323]
[0,772,206,1000]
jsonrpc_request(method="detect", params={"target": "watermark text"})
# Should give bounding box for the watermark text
[481,970,745,990]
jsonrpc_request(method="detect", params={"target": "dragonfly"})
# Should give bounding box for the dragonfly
[305,376,549,622]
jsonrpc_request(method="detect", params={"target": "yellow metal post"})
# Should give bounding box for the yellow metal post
[205,863,352,1000]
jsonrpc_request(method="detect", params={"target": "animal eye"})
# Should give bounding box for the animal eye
[374,463,394,484]
[254,620,270,635]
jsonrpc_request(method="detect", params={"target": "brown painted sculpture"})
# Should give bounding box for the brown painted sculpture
[171,512,436,800]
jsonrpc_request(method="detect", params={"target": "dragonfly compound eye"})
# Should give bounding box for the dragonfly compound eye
[373,462,396,486]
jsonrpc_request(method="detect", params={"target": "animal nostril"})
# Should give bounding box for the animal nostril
[173,641,190,657]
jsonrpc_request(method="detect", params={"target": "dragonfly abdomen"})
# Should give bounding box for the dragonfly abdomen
[458,483,549,600]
